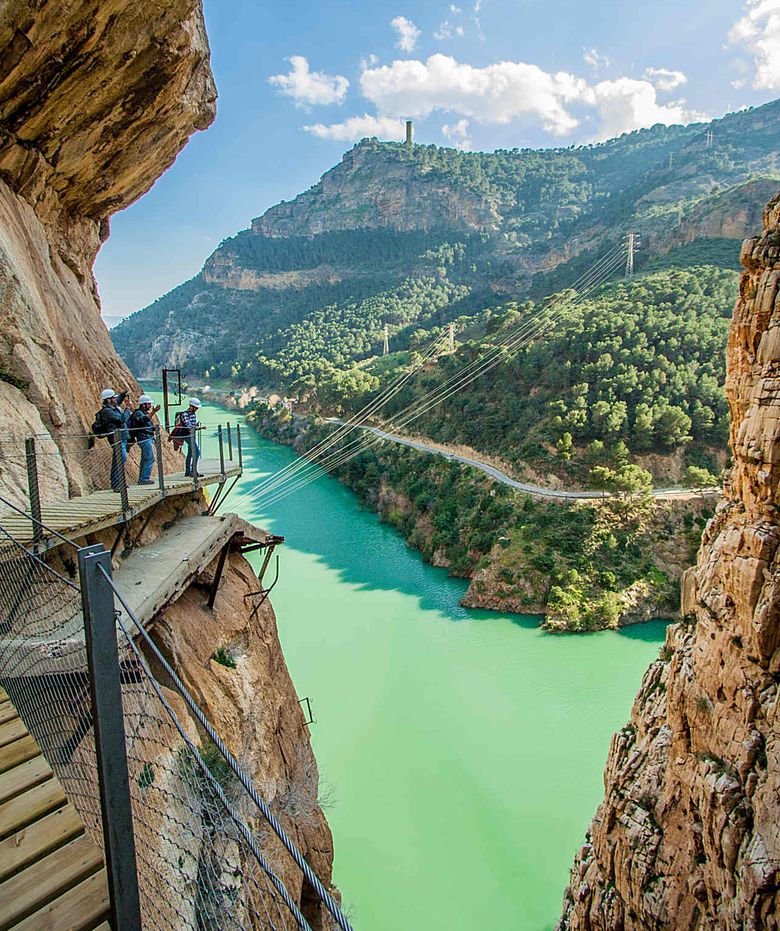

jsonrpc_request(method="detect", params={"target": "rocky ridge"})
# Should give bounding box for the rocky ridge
[558,191,780,929]
[253,141,501,237]
[112,100,780,380]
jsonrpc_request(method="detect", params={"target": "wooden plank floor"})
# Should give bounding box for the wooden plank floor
[0,459,241,554]
[0,688,110,930]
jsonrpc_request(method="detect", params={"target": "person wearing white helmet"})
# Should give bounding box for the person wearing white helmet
[178,397,203,477]
[92,388,133,490]
[129,395,162,485]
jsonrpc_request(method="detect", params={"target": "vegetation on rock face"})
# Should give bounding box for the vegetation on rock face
[247,405,713,631]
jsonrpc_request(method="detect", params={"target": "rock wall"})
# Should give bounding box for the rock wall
[558,191,780,929]
[148,548,337,929]
[252,141,501,238]
[0,3,339,924]
[0,2,215,494]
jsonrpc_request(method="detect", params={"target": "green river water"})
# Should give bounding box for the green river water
[180,397,666,931]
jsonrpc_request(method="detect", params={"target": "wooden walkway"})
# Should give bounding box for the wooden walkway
[0,459,241,554]
[0,687,110,930]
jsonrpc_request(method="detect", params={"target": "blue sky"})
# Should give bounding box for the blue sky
[95,0,780,318]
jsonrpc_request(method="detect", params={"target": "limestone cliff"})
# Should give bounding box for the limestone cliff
[0,1,215,493]
[0,3,338,925]
[253,141,501,237]
[559,191,780,929]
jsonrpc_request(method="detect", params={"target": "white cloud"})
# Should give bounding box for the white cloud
[269,56,349,108]
[360,54,587,135]
[586,78,706,140]
[303,114,407,141]
[391,16,421,52]
[434,20,465,39]
[450,4,462,12]
[729,0,780,89]
[442,118,472,149]
[643,67,687,92]
[357,54,706,140]
[583,48,611,70]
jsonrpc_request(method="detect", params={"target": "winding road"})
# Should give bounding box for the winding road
[338,422,719,502]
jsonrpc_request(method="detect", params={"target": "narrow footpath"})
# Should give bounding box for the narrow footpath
[343,422,718,501]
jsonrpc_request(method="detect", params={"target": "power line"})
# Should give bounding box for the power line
[251,245,628,507]
[250,244,629,509]
[625,232,637,277]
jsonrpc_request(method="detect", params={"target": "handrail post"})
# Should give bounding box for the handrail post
[226,423,233,462]
[154,425,166,495]
[77,545,142,931]
[111,430,129,516]
[25,438,43,548]
[236,423,243,469]
[218,425,226,481]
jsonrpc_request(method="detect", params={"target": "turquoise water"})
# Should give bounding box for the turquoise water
[176,397,665,930]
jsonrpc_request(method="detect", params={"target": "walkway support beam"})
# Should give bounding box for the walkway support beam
[78,544,142,931]
[25,437,43,548]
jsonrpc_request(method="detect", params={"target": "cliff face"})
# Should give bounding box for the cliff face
[559,191,780,929]
[0,3,338,923]
[0,2,215,493]
[253,142,501,237]
[148,547,336,925]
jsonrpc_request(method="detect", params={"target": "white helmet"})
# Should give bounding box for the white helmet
[138,395,153,405]
[188,397,201,409]
[100,388,117,401]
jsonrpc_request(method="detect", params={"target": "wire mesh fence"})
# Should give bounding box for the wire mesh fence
[0,524,350,931]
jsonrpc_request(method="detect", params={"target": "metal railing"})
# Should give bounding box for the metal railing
[0,422,243,540]
[0,516,351,931]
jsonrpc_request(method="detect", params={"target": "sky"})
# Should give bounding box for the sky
[94,0,780,319]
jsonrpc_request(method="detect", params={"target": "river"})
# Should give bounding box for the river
[177,396,666,930]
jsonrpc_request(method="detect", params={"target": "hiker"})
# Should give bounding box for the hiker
[179,397,203,477]
[128,395,161,485]
[94,389,132,491]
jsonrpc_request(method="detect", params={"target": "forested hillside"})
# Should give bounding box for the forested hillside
[361,264,738,481]
[112,98,779,387]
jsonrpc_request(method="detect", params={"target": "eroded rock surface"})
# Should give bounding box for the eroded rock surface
[0,2,215,493]
[0,4,338,925]
[559,191,780,929]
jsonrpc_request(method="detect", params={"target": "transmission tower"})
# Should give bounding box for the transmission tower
[448,323,455,353]
[383,323,390,355]
[706,130,714,148]
[625,232,638,278]
[668,152,673,170]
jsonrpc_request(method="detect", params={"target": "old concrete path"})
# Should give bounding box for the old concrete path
[336,422,719,502]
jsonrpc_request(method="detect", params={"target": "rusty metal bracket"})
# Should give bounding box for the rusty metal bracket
[129,501,160,551]
[244,553,280,619]
[298,697,316,725]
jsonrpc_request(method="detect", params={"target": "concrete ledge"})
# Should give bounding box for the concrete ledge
[111,514,270,631]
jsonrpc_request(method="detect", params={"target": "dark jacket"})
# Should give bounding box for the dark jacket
[98,401,129,440]
[128,408,155,442]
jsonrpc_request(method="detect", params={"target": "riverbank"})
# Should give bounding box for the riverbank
[246,404,715,631]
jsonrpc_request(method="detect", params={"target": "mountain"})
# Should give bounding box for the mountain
[112,99,780,383]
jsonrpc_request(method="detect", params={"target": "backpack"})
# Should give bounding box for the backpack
[91,408,111,438]
[169,412,186,451]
